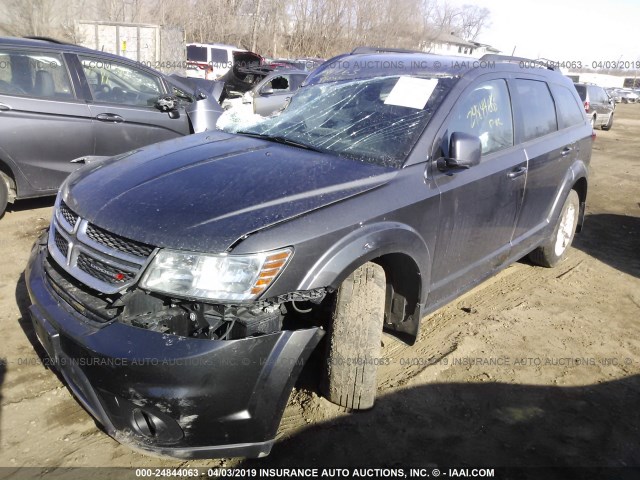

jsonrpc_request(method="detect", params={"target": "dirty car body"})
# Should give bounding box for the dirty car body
[26,50,592,458]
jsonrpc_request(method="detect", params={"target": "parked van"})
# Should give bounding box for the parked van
[186,43,262,80]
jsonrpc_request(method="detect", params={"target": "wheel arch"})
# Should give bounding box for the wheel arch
[297,222,430,343]
[546,160,588,234]
[572,175,588,233]
[0,159,17,203]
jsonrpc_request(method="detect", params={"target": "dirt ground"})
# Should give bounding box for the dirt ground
[0,104,638,476]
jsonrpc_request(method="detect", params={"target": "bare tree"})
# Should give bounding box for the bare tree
[457,4,491,41]
[0,0,491,59]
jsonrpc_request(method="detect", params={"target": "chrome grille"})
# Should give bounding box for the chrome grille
[77,253,135,285]
[54,230,69,258]
[59,201,79,228]
[86,223,153,258]
[48,199,156,294]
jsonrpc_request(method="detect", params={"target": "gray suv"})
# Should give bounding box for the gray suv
[26,50,592,459]
[574,82,615,130]
[0,37,222,217]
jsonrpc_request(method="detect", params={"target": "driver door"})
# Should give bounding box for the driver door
[428,77,527,305]
[253,74,298,116]
[78,55,189,156]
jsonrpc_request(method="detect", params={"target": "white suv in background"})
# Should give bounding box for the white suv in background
[186,43,262,80]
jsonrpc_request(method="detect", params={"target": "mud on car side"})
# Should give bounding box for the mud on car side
[26,49,592,458]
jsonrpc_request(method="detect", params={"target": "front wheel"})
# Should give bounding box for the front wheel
[529,190,580,267]
[321,262,386,410]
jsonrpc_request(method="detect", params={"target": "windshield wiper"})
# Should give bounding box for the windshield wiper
[236,131,323,153]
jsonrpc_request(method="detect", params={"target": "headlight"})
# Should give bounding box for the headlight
[139,248,292,301]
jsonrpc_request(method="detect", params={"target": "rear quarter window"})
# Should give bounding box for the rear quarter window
[0,49,73,99]
[551,84,586,129]
[513,79,558,142]
[210,48,229,65]
[590,86,606,103]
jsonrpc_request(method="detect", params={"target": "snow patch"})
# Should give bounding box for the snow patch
[216,104,265,132]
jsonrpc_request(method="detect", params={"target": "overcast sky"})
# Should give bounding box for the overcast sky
[452,0,639,63]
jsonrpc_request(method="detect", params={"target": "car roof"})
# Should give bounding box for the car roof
[187,42,245,51]
[0,36,173,77]
[304,50,565,86]
[0,36,103,54]
[264,69,307,78]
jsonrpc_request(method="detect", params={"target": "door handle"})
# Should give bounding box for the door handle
[96,113,125,123]
[561,146,574,157]
[507,166,527,179]
[0,103,11,111]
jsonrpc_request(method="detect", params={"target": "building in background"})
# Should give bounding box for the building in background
[423,32,500,58]
[76,21,185,75]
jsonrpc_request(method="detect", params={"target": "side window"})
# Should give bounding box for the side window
[551,85,586,129]
[80,56,163,107]
[589,85,605,104]
[574,84,586,102]
[513,79,557,142]
[290,74,307,91]
[265,76,290,93]
[597,87,607,103]
[446,79,514,156]
[210,48,228,65]
[0,49,73,99]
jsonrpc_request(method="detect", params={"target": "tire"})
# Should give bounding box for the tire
[0,174,8,219]
[602,112,614,130]
[321,262,386,410]
[529,190,580,267]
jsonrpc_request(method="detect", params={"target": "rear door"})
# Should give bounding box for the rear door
[509,78,578,250]
[0,47,94,194]
[77,55,190,157]
[429,77,526,303]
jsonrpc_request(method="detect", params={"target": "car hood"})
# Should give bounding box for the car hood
[63,132,396,253]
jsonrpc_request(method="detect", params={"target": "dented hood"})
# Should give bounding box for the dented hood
[63,131,396,253]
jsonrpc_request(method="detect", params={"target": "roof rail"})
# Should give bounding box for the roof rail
[480,54,556,70]
[351,46,424,55]
[24,36,71,45]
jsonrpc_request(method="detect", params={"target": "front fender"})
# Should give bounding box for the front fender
[297,222,431,298]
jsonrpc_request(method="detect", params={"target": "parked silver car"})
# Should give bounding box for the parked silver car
[241,69,308,116]
[574,83,615,130]
[0,37,222,217]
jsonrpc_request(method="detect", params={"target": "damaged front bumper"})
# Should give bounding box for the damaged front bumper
[25,236,324,459]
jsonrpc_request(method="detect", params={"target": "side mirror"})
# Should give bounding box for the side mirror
[155,95,179,113]
[261,86,274,96]
[437,132,482,171]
